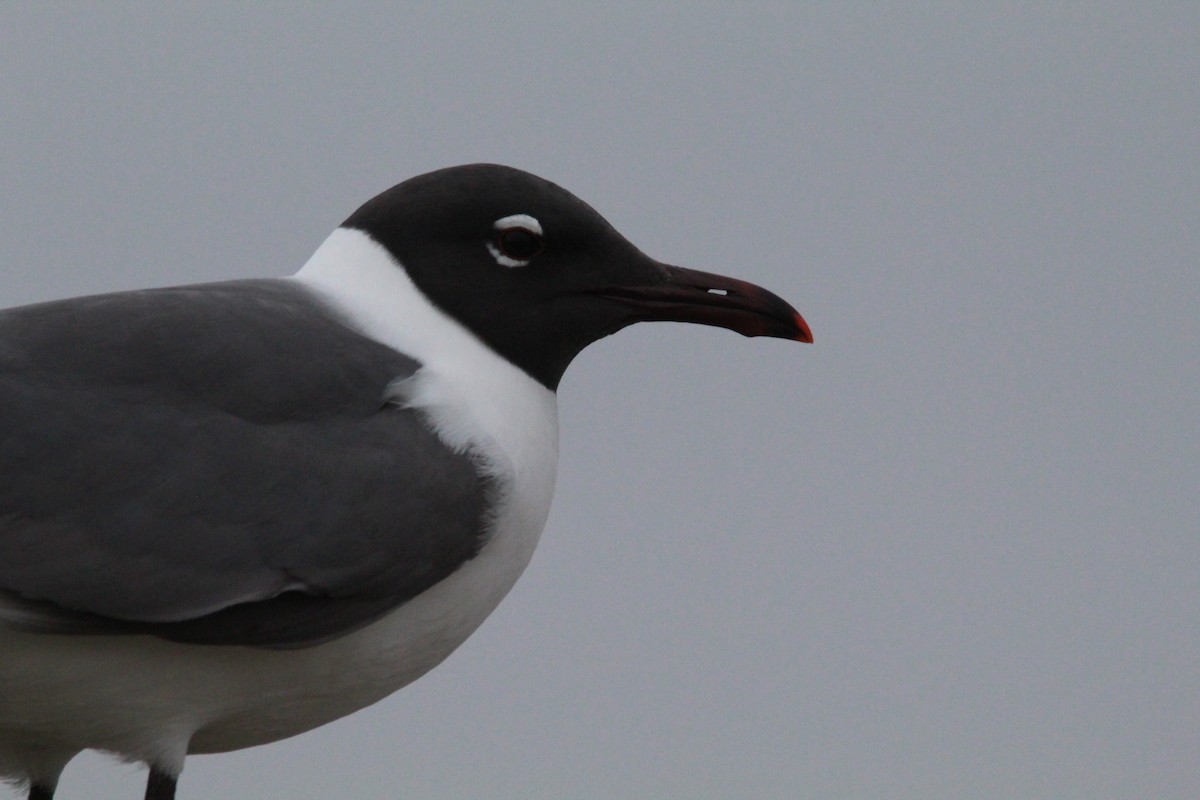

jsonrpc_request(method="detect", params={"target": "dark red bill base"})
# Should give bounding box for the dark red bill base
[599,265,812,343]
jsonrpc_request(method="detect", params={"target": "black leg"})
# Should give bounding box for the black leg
[144,767,177,800]
[28,784,54,800]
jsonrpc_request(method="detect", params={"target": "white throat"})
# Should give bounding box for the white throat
[292,227,559,480]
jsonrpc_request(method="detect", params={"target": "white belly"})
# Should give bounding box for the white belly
[0,470,551,765]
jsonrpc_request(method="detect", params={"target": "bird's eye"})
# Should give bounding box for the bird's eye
[487,213,544,267]
[497,228,544,261]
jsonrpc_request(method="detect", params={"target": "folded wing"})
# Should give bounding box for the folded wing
[0,279,492,647]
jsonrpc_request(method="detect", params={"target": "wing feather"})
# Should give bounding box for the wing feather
[0,279,493,647]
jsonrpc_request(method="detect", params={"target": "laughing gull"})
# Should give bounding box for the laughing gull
[0,164,811,800]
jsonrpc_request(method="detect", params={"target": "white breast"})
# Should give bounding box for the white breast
[0,229,560,776]
[284,229,562,699]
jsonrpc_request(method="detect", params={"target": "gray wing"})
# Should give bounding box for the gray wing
[0,279,493,648]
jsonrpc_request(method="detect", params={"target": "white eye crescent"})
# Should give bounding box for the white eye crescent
[487,214,544,267]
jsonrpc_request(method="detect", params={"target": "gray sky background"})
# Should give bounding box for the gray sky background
[2,4,1197,799]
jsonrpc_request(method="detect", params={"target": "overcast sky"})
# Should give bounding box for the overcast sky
[2,4,1197,799]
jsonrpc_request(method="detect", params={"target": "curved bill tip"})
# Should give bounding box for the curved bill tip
[789,311,814,344]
